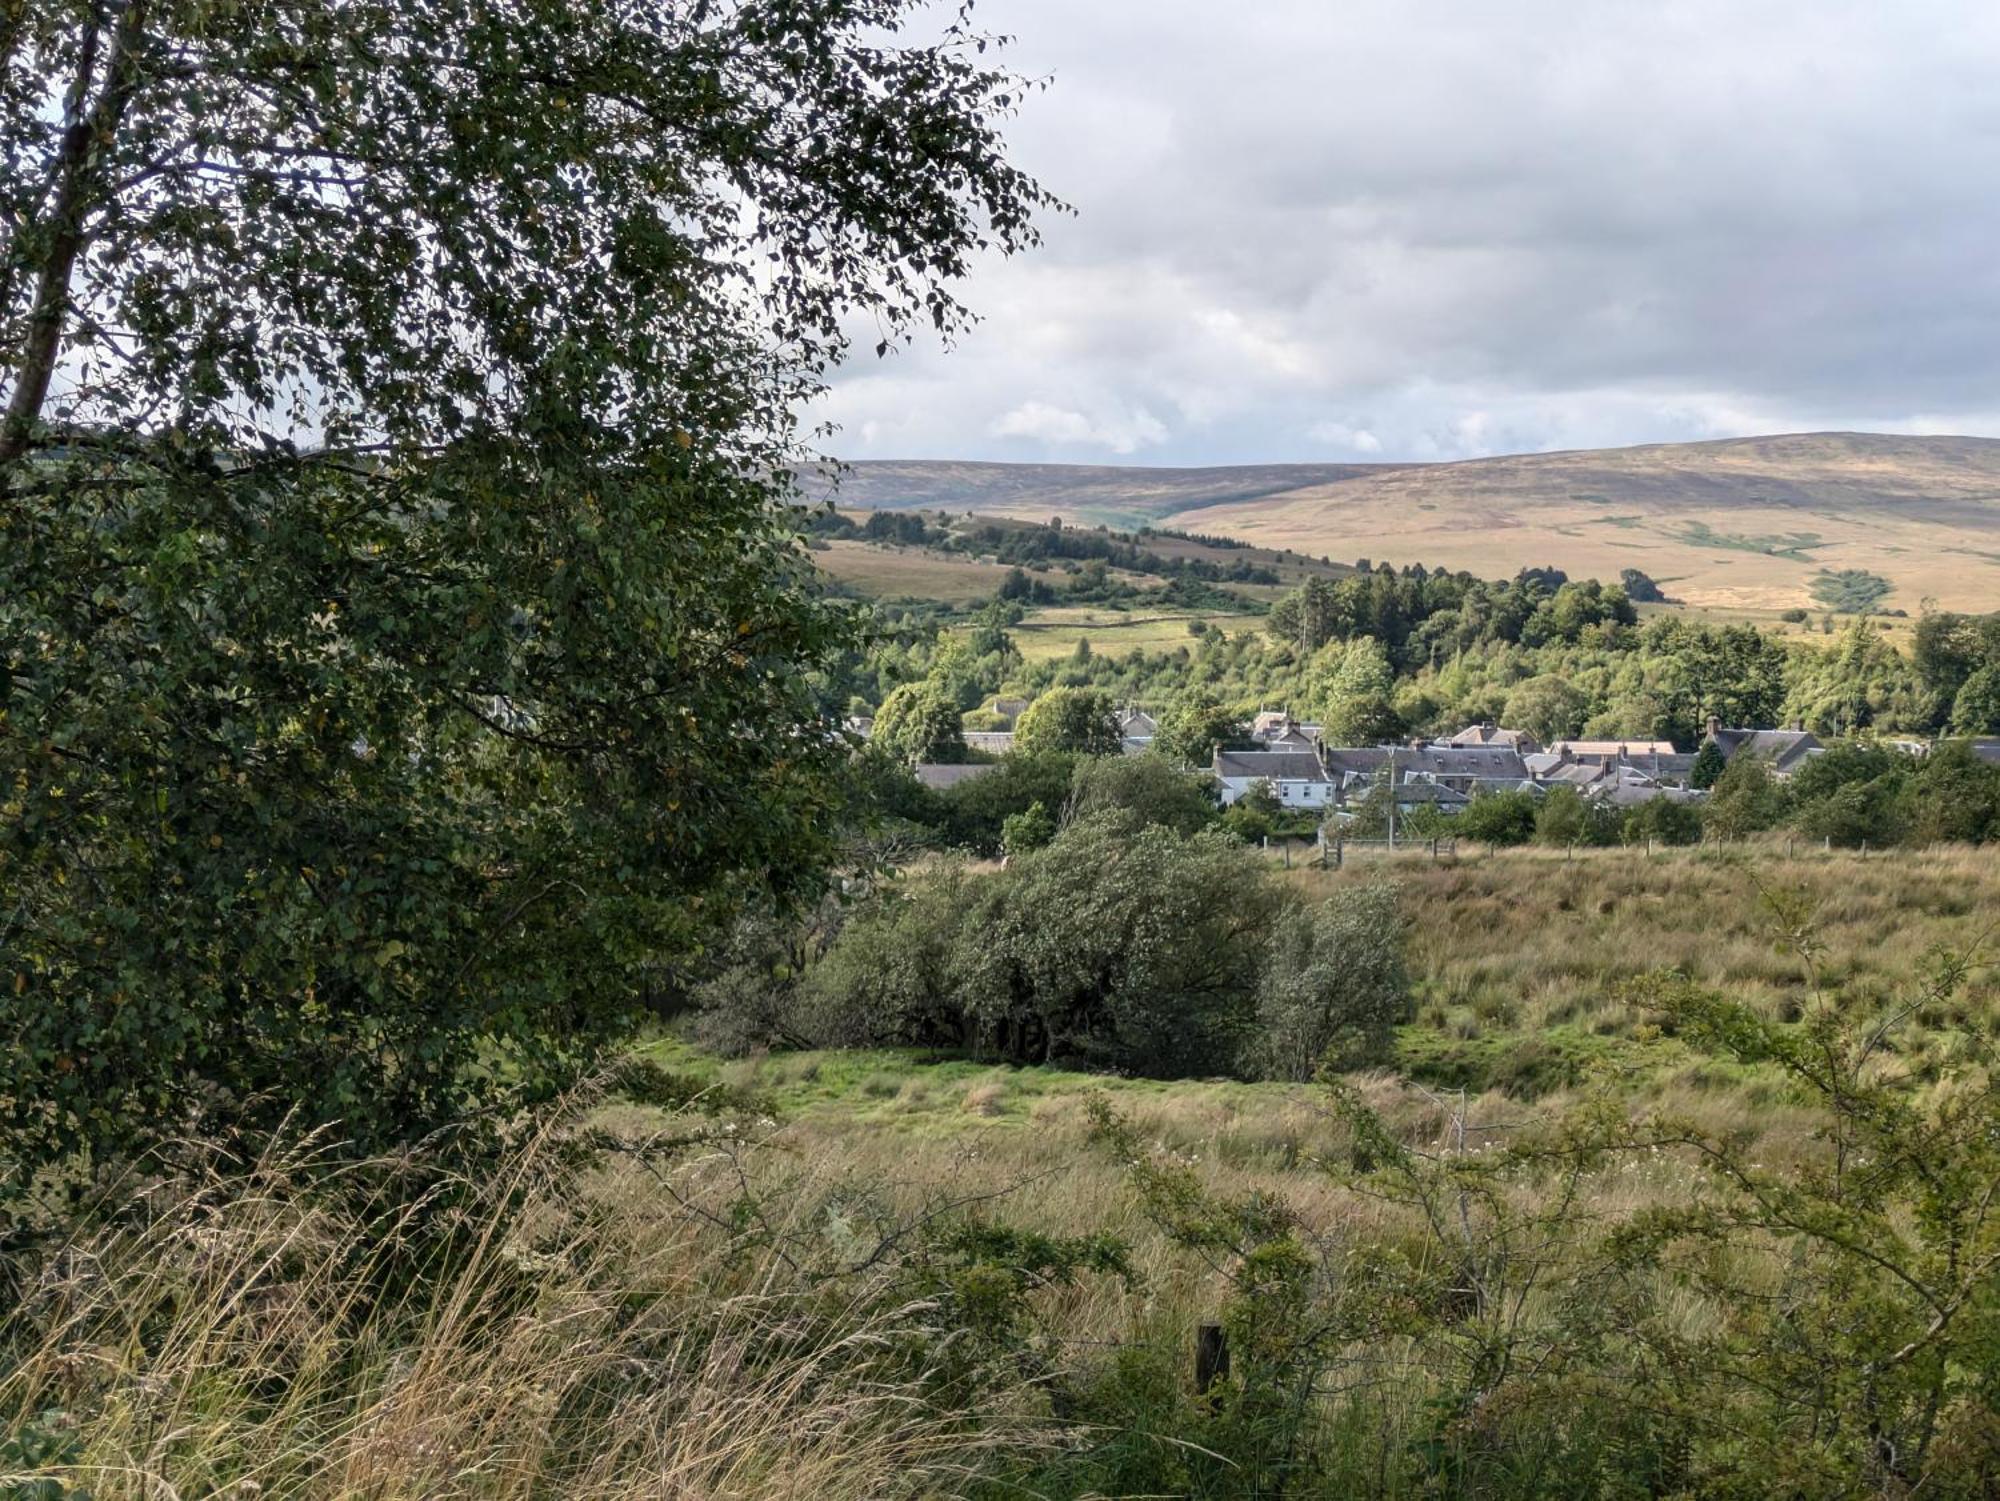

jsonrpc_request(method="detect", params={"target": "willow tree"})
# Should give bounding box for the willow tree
[0,0,1053,1191]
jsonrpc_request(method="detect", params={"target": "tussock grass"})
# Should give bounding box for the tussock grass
[0,1116,1028,1500]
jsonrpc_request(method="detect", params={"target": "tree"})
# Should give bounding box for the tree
[0,0,1052,1190]
[1534,785,1594,846]
[1312,638,1402,746]
[1253,884,1408,1079]
[1689,738,1727,789]
[1154,695,1245,768]
[1704,753,1788,840]
[1457,788,1539,846]
[1621,795,1702,846]
[1901,740,2000,845]
[1014,687,1122,757]
[872,682,967,765]
[1950,664,2000,734]
[1500,674,1587,744]
[1000,801,1056,858]
[1065,754,1217,837]
[1619,568,1668,604]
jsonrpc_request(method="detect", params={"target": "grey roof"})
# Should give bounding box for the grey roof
[962,731,1016,754]
[1264,728,1318,751]
[1397,781,1470,805]
[1601,781,1705,808]
[1618,751,1698,780]
[1710,727,1822,771]
[1320,747,1392,776]
[1118,709,1159,737]
[1214,750,1329,782]
[1403,745,1531,781]
[913,762,1002,791]
[1541,762,1610,787]
[1970,738,2000,767]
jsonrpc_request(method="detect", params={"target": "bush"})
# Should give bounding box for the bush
[1457,788,1539,846]
[1621,795,1703,846]
[1703,753,1789,839]
[1065,753,1218,836]
[798,817,1406,1081]
[1253,884,1409,1079]
[934,751,1079,854]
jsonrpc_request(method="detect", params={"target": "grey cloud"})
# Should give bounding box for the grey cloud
[815,0,2000,464]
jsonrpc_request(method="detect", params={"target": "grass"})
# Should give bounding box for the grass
[1001,606,1264,663]
[9,843,1994,1496]
[813,537,1031,603]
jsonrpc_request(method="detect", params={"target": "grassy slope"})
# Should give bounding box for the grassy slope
[832,433,2000,612]
[650,841,2000,1174]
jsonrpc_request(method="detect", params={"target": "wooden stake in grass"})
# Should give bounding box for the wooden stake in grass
[1195,1322,1230,1395]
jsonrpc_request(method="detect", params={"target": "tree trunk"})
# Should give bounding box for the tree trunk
[1,2,149,466]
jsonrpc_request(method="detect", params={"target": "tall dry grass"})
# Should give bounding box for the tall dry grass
[0,1112,1031,1500]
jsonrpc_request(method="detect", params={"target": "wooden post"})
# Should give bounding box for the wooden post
[1195,1322,1230,1395]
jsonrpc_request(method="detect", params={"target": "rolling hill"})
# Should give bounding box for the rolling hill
[829,433,2000,612]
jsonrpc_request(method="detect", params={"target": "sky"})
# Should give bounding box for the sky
[813,0,2000,467]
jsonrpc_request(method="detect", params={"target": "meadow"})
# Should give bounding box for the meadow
[8,842,1994,1497]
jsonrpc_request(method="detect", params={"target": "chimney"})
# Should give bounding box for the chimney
[1705,714,1722,742]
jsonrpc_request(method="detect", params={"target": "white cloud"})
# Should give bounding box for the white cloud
[813,0,2000,464]
[990,400,1168,455]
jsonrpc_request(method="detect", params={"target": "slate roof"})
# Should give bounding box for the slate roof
[1118,709,1159,737]
[1709,727,1822,773]
[1402,746,1531,781]
[1970,738,2000,767]
[962,731,1016,755]
[1214,750,1329,782]
[1320,747,1392,777]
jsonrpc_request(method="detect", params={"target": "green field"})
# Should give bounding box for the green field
[999,604,1264,662]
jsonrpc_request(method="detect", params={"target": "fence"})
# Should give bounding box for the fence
[1322,833,1456,868]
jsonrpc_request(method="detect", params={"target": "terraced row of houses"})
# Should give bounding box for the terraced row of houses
[1210,714,1823,818]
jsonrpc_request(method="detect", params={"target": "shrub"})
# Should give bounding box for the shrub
[1065,753,1218,836]
[1253,883,1409,1079]
[1457,788,1539,846]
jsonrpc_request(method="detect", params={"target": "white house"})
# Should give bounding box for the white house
[1211,749,1335,809]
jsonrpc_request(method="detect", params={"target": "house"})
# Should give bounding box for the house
[1118,707,1159,757]
[1400,744,1534,795]
[1212,749,1336,809]
[1117,708,1159,739]
[1971,738,2000,767]
[962,731,1016,756]
[989,697,1030,723]
[1531,747,1697,790]
[1546,737,1678,764]
[913,762,1001,792]
[1703,717,1823,777]
[1447,722,1542,755]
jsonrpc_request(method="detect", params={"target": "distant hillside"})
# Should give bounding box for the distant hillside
[828,434,2000,612]
[815,460,1407,529]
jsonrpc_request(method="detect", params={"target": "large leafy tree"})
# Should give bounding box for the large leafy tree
[1014,687,1121,757]
[872,681,966,765]
[0,0,1052,1191]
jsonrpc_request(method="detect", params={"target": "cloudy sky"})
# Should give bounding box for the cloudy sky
[814,0,2000,466]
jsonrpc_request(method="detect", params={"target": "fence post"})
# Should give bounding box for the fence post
[1195,1322,1230,1395]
